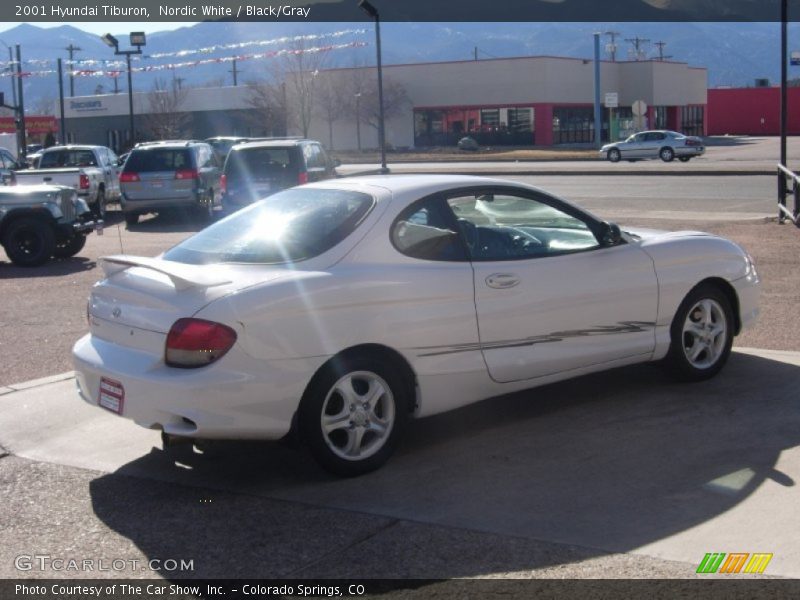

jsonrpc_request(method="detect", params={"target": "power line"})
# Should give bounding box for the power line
[653,41,673,62]
[625,36,650,61]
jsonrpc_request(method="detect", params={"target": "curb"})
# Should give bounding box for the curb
[0,371,75,394]
[341,168,773,178]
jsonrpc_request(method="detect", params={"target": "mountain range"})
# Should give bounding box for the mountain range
[0,21,794,113]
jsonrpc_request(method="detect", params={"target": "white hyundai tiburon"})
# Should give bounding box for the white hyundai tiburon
[73,175,760,475]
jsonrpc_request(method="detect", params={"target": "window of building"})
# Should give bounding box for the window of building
[553,107,596,144]
[682,106,704,137]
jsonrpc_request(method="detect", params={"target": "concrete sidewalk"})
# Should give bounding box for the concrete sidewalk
[1,347,799,579]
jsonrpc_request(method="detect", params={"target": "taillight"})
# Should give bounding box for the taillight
[175,169,199,180]
[79,174,90,189]
[120,172,140,183]
[685,139,701,147]
[165,318,237,368]
[298,172,309,185]
[220,173,227,194]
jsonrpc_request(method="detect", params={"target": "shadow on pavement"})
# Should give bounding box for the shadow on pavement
[89,352,800,578]
[124,209,216,234]
[703,136,762,147]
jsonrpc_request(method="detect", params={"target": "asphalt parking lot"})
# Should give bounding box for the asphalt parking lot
[1,145,799,588]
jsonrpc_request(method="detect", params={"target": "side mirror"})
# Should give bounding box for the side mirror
[598,221,622,247]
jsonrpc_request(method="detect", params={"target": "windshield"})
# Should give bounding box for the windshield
[125,149,192,172]
[163,188,374,265]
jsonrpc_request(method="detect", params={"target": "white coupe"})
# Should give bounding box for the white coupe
[73,175,760,476]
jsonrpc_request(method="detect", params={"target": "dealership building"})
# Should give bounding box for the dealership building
[58,55,708,152]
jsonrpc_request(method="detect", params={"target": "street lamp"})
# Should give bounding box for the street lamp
[358,0,387,172]
[101,31,145,149]
[354,92,362,152]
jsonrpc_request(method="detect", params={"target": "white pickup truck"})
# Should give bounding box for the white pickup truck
[12,145,122,218]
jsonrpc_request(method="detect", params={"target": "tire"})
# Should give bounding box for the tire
[678,156,691,163]
[299,356,409,476]
[659,146,675,162]
[53,234,87,258]
[91,187,106,220]
[124,212,139,227]
[2,217,56,267]
[607,148,621,163]
[664,284,734,382]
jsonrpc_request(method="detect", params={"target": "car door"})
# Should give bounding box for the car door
[446,187,659,383]
[642,132,666,159]
[621,133,646,158]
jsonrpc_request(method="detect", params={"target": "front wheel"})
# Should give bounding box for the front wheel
[607,148,621,163]
[659,147,675,162]
[300,357,409,476]
[664,284,734,381]
[53,234,87,258]
[2,217,56,267]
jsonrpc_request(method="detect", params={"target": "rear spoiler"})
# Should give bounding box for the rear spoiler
[100,255,232,291]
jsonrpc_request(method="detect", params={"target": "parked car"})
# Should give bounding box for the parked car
[73,175,759,476]
[1,184,99,266]
[221,139,338,212]
[205,136,250,163]
[119,141,222,226]
[601,130,705,163]
[12,145,122,217]
[0,147,21,185]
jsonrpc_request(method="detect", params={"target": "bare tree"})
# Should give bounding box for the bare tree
[244,79,287,137]
[146,78,190,140]
[314,73,350,149]
[279,39,329,137]
[346,72,409,147]
[30,95,56,116]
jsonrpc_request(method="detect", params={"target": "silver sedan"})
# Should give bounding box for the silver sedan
[600,130,705,163]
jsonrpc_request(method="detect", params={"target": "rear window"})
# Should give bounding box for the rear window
[163,188,374,265]
[225,147,298,180]
[39,150,98,168]
[125,149,192,172]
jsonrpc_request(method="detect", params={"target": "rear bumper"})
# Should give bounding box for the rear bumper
[72,333,323,440]
[120,192,200,214]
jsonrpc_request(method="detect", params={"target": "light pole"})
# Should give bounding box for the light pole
[101,32,145,149]
[354,92,362,152]
[0,40,17,110]
[358,0,387,172]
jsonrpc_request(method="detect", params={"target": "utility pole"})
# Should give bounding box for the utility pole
[474,46,478,61]
[229,58,240,86]
[604,31,621,62]
[15,45,26,161]
[111,74,119,94]
[625,36,650,61]
[653,41,672,61]
[593,33,602,149]
[65,43,81,97]
[57,58,66,144]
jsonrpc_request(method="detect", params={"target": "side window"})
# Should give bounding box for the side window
[446,191,600,261]
[392,196,468,262]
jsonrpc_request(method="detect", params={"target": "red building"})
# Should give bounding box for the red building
[707,87,800,136]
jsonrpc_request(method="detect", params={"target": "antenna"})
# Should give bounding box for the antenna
[625,36,650,61]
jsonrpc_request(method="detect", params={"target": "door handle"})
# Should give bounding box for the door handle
[485,273,520,289]
[43,177,52,182]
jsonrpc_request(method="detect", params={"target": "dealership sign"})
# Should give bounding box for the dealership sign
[0,116,57,135]
[70,99,107,113]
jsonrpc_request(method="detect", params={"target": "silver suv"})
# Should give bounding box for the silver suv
[119,141,222,226]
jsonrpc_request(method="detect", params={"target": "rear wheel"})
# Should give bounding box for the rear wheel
[53,234,87,258]
[665,284,734,381]
[659,146,675,162]
[300,356,409,476]
[2,217,56,267]
[124,212,139,227]
[607,148,621,163]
